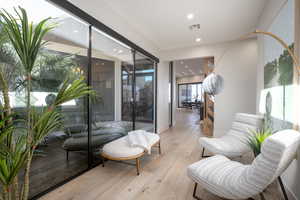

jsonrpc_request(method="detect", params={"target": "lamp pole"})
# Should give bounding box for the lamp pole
[253,30,300,74]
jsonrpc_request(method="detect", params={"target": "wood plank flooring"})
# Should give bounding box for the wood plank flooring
[40,110,283,200]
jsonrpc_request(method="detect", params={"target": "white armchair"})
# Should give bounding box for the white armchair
[199,113,264,158]
[188,129,300,200]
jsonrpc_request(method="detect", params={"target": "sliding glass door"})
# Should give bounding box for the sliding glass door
[91,28,134,164]
[135,53,155,132]
[121,61,134,125]
[121,52,156,132]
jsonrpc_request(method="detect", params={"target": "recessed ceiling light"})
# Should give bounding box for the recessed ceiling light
[73,30,79,33]
[196,38,201,42]
[113,49,117,52]
[185,65,188,68]
[180,61,184,64]
[187,13,194,20]
[118,50,123,54]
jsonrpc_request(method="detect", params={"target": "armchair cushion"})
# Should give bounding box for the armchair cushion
[199,135,251,157]
[187,155,246,199]
[199,113,264,157]
[188,129,300,200]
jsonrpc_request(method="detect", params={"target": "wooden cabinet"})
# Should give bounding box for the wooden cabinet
[202,95,214,136]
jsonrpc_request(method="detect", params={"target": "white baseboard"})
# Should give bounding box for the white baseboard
[157,126,170,134]
[283,179,298,200]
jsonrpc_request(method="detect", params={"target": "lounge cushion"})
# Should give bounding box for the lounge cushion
[71,128,126,138]
[102,134,159,158]
[199,135,251,157]
[199,113,264,157]
[188,130,300,199]
[62,129,126,151]
[187,155,245,199]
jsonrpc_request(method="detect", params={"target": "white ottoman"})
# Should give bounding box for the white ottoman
[101,134,161,175]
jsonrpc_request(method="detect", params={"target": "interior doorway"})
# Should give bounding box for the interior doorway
[171,57,215,136]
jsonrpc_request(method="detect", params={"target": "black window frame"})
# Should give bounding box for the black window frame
[29,0,159,199]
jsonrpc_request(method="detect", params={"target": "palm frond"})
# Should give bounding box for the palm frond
[0,6,55,73]
[53,76,95,107]
[0,111,16,147]
[0,135,28,186]
[247,128,273,156]
[31,108,62,147]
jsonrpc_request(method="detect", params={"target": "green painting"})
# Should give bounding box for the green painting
[264,43,294,88]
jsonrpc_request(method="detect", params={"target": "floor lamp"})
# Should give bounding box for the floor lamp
[252,30,299,200]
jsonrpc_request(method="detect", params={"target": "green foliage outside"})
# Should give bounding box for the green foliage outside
[264,43,294,88]
[278,44,294,85]
[0,7,94,200]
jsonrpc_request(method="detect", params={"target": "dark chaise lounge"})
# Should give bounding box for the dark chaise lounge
[62,122,131,160]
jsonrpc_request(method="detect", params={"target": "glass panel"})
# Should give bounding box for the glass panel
[0,0,89,198]
[135,53,155,132]
[122,62,134,122]
[186,84,192,102]
[178,83,203,108]
[91,28,133,164]
[178,84,187,108]
[191,84,198,102]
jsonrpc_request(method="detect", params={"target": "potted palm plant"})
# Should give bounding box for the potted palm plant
[0,7,94,200]
[247,128,273,157]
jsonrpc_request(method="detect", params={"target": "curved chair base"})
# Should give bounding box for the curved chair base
[193,183,202,200]
[192,182,266,200]
[201,148,211,158]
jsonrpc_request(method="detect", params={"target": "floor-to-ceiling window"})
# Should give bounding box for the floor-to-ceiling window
[0,0,90,198]
[0,0,158,198]
[178,83,203,108]
[121,61,134,123]
[134,53,155,131]
[121,52,155,132]
[90,28,135,164]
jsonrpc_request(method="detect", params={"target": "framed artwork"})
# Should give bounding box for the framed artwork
[261,0,295,130]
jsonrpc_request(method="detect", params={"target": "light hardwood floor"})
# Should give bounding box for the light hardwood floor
[40,110,283,200]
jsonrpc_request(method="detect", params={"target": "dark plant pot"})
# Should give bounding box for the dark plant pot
[253,151,260,157]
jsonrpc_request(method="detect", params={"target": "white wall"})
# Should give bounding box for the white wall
[256,0,300,199]
[161,38,258,136]
[157,61,170,133]
[214,39,258,136]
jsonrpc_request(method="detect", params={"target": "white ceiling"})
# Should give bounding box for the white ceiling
[174,58,205,77]
[100,0,267,51]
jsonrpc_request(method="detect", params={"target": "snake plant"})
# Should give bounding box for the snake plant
[247,128,273,157]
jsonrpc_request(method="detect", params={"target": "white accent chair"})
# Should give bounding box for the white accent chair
[187,129,300,200]
[199,113,264,158]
